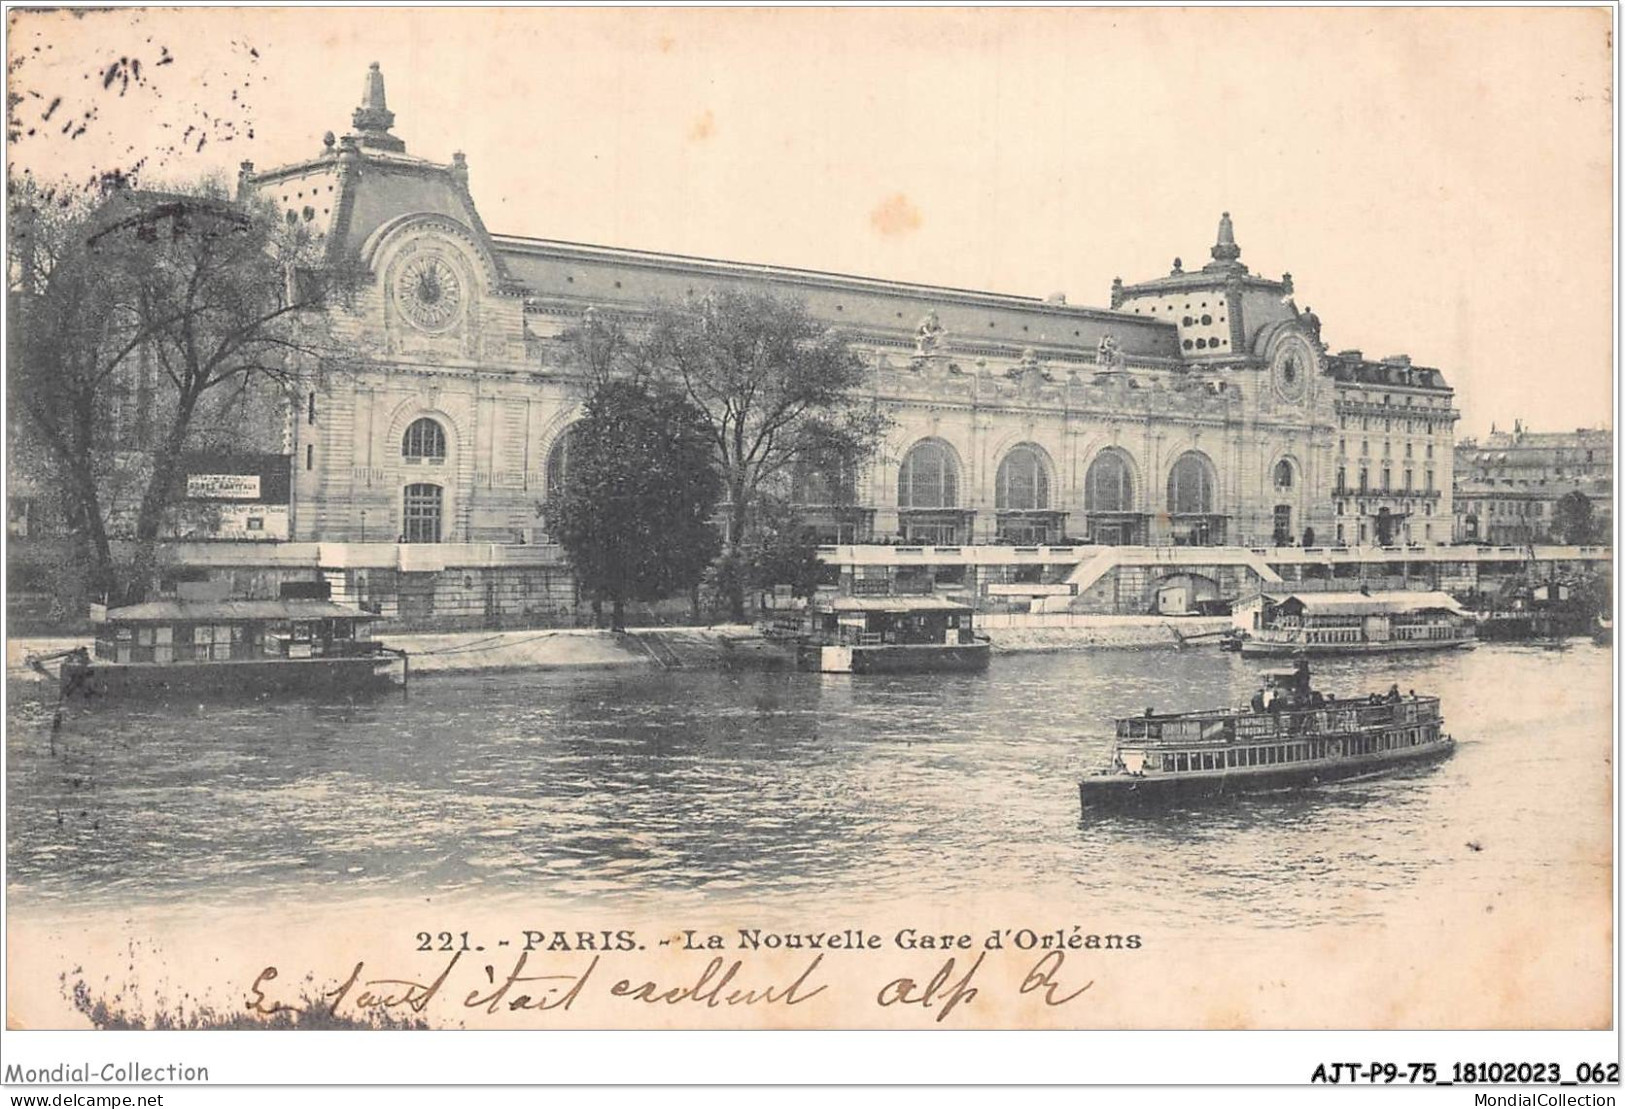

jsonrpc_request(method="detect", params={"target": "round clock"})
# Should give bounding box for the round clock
[1272,337,1311,402]
[395,254,463,333]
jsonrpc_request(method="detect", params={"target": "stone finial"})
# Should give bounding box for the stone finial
[236,160,254,199]
[322,131,336,151]
[1210,211,1241,264]
[1281,271,1293,295]
[451,151,469,187]
[1171,257,1184,274]
[1110,276,1125,309]
[349,62,406,153]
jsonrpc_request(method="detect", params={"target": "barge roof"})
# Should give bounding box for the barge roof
[822,596,974,613]
[1259,591,1466,616]
[102,600,380,624]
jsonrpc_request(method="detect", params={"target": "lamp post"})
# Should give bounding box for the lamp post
[360,509,367,543]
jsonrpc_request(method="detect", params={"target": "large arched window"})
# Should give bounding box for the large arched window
[1167,451,1217,515]
[897,440,959,509]
[1273,459,1295,492]
[545,425,579,500]
[402,483,443,543]
[995,445,1050,511]
[402,417,447,464]
[1085,450,1135,513]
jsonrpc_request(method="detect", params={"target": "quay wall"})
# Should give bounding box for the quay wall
[9,540,1609,635]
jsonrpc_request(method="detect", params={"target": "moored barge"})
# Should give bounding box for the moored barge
[793,596,991,674]
[1228,591,1475,657]
[50,598,405,700]
[1079,664,1452,810]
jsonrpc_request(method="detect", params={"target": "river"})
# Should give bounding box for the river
[7,641,1611,933]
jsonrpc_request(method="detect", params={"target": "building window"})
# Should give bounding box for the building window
[1272,460,1294,492]
[1361,439,1369,456]
[403,417,447,464]
[1404,469,1413,490]
[995,445,1050,511]
[1272,504,1292,546]
[1167,452,1216,515]
[898,439,959,509]
[306,444,313,471]
[1336,466,1346,491]
[1358,468,1369,492]
[1381,467,1390,490]
[545,425,579,501]
[1425,469,1435,492]
[1336,523,1345,544]
[1086,450,1135,513]
[403,483,443,543]
[307,391,317,425]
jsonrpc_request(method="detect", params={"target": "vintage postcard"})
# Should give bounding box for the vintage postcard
[3,4,1615,1089]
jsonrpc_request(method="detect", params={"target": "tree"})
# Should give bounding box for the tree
[642,287,888,620]
[736,495,828,603]
[542,381,721,630]
[1552,490,1596,545]
[8,175,360,603]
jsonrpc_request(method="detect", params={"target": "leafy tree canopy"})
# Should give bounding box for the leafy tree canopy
[7,174,361,603]
[639,287,889,619]
[541,380,721,630]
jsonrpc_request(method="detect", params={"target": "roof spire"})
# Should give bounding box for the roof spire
[349,62,405,153]
[1210,211,1241,264]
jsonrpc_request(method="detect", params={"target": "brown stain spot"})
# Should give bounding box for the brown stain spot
[870,193,922,237]
[658,34,676,54]
[688,109,715,142]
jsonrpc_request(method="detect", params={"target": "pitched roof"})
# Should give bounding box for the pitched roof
[1266,591,1465,616]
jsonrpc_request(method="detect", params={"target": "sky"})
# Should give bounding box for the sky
[6,6,1614,439]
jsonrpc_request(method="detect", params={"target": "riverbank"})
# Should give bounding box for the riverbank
[6,615,1233,683]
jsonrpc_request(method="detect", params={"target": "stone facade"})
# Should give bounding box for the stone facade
[1453,423,1613,544]
[239,67,1459,621]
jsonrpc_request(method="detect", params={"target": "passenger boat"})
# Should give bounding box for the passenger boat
[1227,590,1475,657]
[791,595,991,674]
[1078,664,1452,810]
[46,598,406,700]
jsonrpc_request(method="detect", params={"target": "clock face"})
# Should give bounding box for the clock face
[395,255,463,333]
[1272,339,1311,402]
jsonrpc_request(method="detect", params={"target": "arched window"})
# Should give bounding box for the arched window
[545,425,579,500]
[995,445,1050,511]
[1167,452,1216,515]
[1085,450,1135,513]
[403,417,446,464]
[1273,460,1294,491]
[402,483,443,543]
[897,440,959,509]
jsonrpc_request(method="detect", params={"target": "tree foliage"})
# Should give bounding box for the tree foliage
[640,287,888,619]
[1551,490,1596,545]
[542,381,722,630]
[736,496,827,602]
[7,174,361,602]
